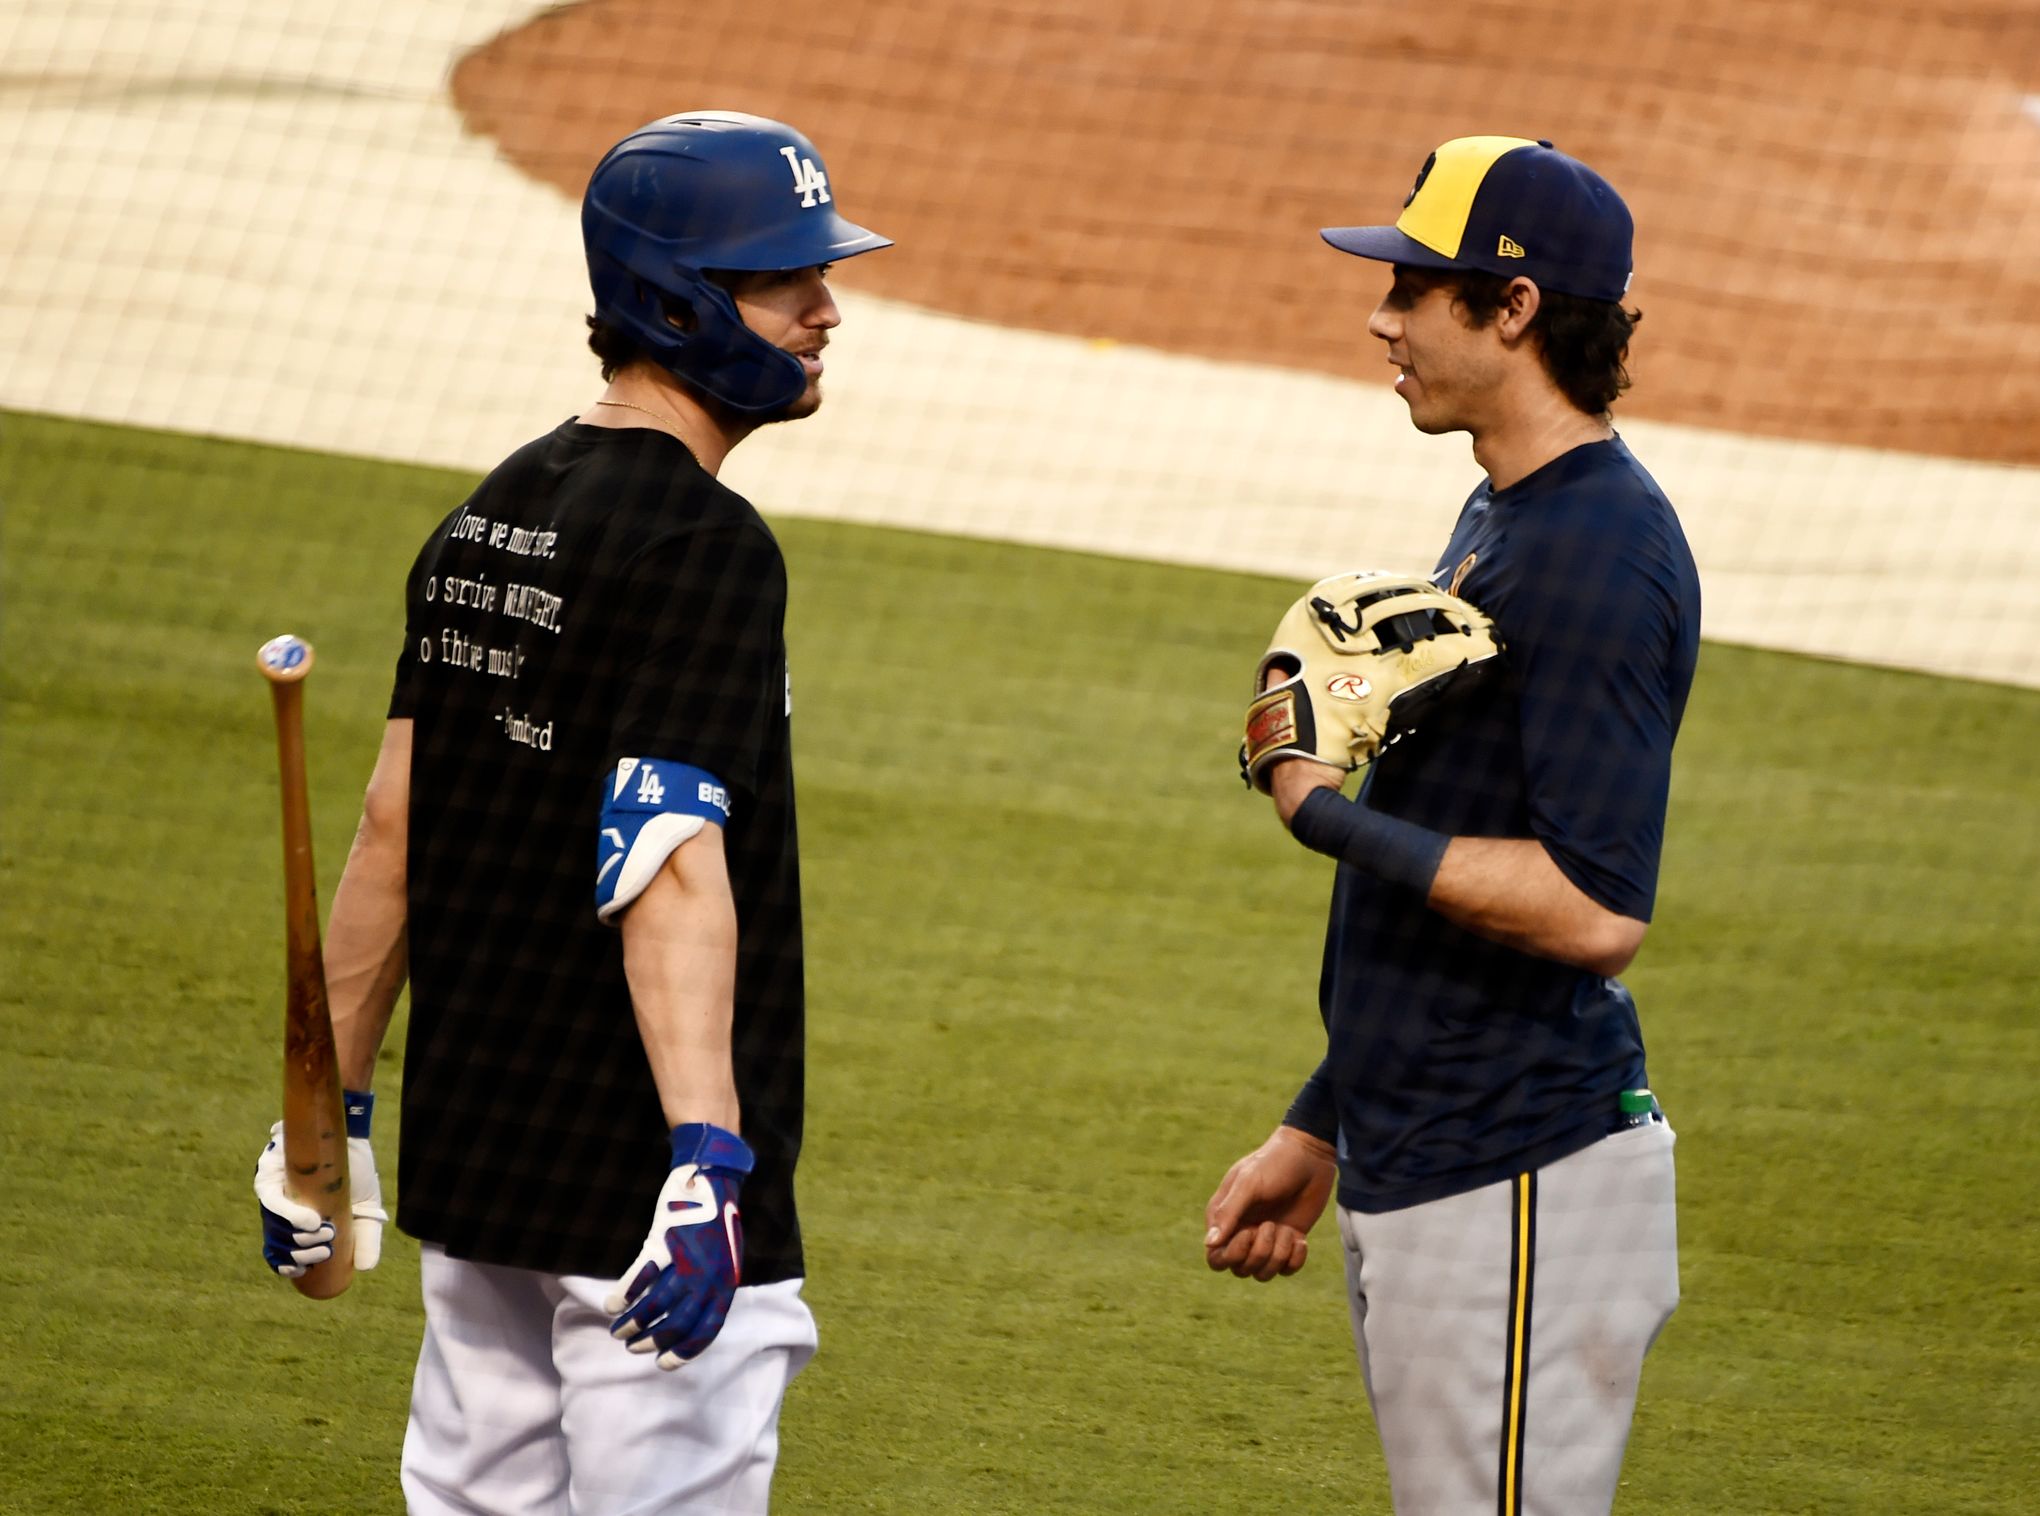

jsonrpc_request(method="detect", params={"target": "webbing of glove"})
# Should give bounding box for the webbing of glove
[1240,571,1502,793]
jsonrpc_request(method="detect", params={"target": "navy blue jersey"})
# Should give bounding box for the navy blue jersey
[1288,438,1700,1213]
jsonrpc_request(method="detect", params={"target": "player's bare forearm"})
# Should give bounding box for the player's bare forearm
[1268,759,1343,826]
[1428,836,1645,976]
[619,827,741,1133]
[328,719,412,1091]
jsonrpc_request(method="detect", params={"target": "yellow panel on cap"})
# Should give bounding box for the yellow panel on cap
[1395,136,1539,258]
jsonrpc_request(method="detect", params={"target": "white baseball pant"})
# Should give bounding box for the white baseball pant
[402,1243,817,1515]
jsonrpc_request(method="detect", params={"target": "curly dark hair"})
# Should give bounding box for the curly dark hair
[1441,270,1640,416]
[585,314,644,382]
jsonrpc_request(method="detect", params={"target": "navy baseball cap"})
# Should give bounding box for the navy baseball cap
[1322,136,1634,302]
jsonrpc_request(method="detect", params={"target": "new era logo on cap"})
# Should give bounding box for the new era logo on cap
[1321,137,1634,302]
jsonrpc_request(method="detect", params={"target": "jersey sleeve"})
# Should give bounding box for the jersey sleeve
[1283,1057,1339,1145]
[1491,509,1691,922]
[386,539,434,720]
[606,524,787,802]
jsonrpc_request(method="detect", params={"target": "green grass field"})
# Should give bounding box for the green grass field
[3,410,2036,1514]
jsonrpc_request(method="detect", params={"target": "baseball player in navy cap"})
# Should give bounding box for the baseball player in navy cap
[252,112,889,1513]
[1208,137,1700,1515]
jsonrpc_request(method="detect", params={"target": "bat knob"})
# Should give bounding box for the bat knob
[258,635,316,684]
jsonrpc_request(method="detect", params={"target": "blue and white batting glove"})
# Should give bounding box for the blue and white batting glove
[604,1123,752,1369]
[252,1090,389,1278]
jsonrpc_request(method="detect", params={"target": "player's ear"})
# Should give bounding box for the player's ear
[1497,277,1541,341]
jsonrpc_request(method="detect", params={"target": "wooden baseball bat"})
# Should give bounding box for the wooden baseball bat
[257,634,353,1299]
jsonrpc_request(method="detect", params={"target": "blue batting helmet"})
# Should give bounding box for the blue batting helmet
[582,111,892,414]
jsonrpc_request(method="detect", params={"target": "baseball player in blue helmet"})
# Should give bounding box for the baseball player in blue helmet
[1208,137,1699,1515]
[583,110,892,419]
[252,110,888,1512]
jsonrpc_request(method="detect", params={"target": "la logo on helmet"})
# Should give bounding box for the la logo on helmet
[779,146,831,208]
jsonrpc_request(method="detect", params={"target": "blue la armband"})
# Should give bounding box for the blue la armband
[596,758,733,924]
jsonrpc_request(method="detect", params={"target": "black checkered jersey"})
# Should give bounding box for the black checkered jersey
[387,420,806,1282]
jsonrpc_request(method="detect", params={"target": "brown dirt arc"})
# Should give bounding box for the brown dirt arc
[452,0,2040,465]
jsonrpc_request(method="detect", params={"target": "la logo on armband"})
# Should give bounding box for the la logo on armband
[595,757,735,922]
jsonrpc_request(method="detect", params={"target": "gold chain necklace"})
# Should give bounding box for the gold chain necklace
[589,399,699,460]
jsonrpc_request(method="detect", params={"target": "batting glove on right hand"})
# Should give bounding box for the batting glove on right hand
[252,1091,388,1278]
[605,1123,752,1369]
[254,1123,334,1278]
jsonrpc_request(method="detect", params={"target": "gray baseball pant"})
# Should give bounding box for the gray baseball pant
[1336,1120,1679,1515]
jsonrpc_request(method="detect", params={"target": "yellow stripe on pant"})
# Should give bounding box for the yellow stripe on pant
[1499,1171,1537,1516]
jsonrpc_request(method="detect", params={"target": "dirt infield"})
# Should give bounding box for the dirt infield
[453,0,2040,465]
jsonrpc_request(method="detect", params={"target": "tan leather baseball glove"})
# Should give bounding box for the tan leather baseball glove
[1240,571,1503,794]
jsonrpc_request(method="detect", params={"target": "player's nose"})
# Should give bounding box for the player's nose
[1366,301,1398,344]
[805,276,841,330]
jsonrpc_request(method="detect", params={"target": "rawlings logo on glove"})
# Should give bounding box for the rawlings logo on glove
[1240,571,1502,793]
